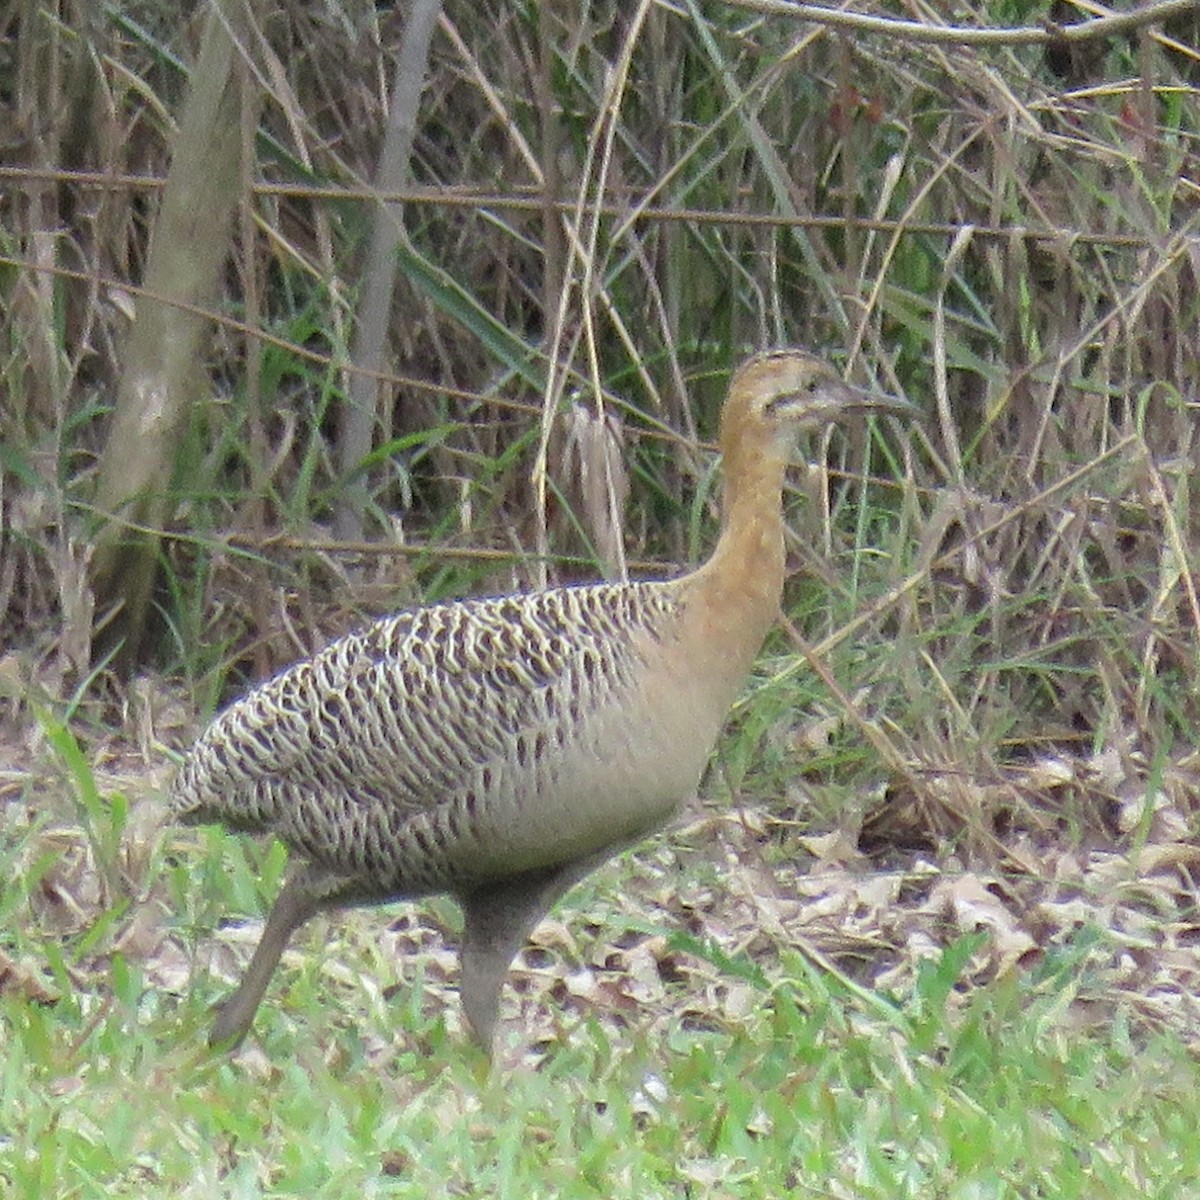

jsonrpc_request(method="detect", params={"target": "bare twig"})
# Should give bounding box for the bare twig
[712,0,1197,48]
[0,178,1176,248]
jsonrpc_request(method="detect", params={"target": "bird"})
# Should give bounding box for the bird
[171,348,910,1054]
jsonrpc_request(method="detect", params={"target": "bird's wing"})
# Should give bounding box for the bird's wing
[170,583,678,831]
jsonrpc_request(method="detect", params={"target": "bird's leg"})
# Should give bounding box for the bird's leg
[208,865,327,1049]
[459,858,602,1052]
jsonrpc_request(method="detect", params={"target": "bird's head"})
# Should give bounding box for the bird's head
[720,349,912,461]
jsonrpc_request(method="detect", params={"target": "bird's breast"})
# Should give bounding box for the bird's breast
[442,628,725,877]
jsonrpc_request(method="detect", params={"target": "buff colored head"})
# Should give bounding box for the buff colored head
[720,349,912,459]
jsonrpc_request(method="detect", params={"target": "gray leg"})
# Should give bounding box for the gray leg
[208,866,328,1049]
[459,859,598,1052]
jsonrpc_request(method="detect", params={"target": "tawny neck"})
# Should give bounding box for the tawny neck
[681,436,789,692]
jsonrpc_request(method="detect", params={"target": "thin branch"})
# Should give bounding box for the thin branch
[222,532,666,574]
[2,172,1181,250]
[712,0,1197,47]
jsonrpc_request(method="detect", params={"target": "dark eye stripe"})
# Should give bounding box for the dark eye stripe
[764,390,808,414]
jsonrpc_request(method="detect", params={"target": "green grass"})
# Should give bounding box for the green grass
[5,642,1200,1199]
[3,788,1199,1200]
[3,926,1197,1198]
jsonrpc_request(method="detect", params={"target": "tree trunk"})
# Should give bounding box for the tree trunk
[90,0,261,669]
[334,0,443,544]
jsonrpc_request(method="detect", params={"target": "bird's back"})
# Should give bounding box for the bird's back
[171,580,727,897]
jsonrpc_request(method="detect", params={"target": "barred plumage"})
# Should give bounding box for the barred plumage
[173,349,911,1054]
[175,584,686,888]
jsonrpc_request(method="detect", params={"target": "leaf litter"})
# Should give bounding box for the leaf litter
[3,709,1200,1066]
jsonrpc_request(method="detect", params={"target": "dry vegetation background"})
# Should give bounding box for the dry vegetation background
[3,0,1200,1060]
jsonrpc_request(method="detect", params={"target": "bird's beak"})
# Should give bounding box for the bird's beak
[790,378,918,426]
[823,380,918,419]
